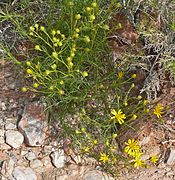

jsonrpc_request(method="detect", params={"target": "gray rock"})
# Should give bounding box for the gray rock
[11,166,37,180]
[18,102,47,146]
[0,102,6,111]
[25,151,37,161]
[50,149,65,168]
[82,170,114,180]
[5,130,24,148]
[1,158,15,177]
[29,159,43,169]
[5,123,16,130]
[8,82,16,90]
[166,148,175,165]
[0,129,5,144]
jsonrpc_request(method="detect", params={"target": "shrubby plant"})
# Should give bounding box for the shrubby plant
[0,0,167,177]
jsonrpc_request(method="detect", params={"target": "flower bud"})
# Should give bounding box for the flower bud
[29,26,35,32]
[26,69,33,74]
[33,83,39,88]
[26,61,31,66]
[22,87,27,92]
[40,26,45,31]
[75,14,81,20]
[35,45,42,51]
[89,15,95,21]
[82,71,88,77]
[52,52,58,59]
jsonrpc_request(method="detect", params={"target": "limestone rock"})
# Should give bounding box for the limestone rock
[5,130,24,148]
[25,151,37,161]
[11,166,37,180]
[1,158,15,177]
[29,159,43,169]
[166,148,175,165]
[0,129,5,144]
[82,170,114,180]
[5,122,16,130]
[18,102,47,146]
[50,149,65,168]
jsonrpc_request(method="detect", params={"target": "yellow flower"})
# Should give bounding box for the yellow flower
[133,157,145,169]
[93,140,98,144]
[111,109,126,125]
[150,155,158,164]
[118,71,124,79]
[124,139,140,157]
[26,69,33,74]
[132,74,137,78]
[132,114,137,120]
[99,153,109,163]
[84,147,90,152]
[153,103,164,118]
[105,140,109,146]
[143,99,147,105]
[112,134,118,138]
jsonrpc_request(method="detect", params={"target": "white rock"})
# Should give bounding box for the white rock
[50,149,65,168]
[11,166,37,180]
[139,136,151,146]
[1,158,15,177]
[25,151,37,161]
[18,102,47,146]
[82,170,114,180]
[166,148,175,165]
[5,123,16,130]
[1,102,6,111]
[0,129,5,144]
[5,130,24,148]
[29,159,43,169]
[42,156,53,168]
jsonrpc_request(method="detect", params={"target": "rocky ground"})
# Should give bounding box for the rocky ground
[0,59,175,180]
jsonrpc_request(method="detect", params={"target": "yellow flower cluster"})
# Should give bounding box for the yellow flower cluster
[124,139,145,168]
